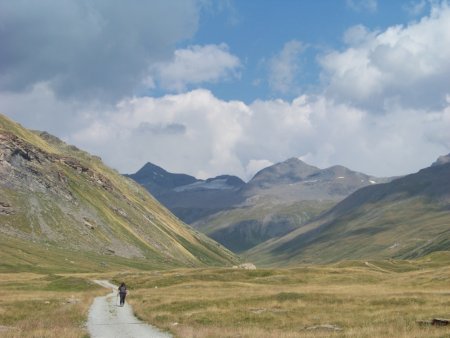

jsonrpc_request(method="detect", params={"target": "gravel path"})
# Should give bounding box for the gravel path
[87,280,172,338]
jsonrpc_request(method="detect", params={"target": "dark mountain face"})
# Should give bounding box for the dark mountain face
[126,163,245,223]
[125,162,199,196]
[247,157,450,265]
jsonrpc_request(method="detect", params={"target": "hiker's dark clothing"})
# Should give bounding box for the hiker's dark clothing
[118,284,127,306]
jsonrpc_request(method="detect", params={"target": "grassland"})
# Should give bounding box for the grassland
[109,252,450,338]
[1,253,450,337]
[0,272,104,337]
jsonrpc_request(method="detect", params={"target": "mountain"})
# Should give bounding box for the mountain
[128,157,390,253]
[246,157,450,266]
[195,158,390,252]
[0,114,238,272]
[125,162,199,196]
[241,158,388,200]
[126,164,245,224]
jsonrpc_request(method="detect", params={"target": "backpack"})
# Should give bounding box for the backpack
[119,285,127,294]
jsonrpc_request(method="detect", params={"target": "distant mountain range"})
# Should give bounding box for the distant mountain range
[127,153,450,265]
[127,158,392,253]
[4,110,448,270]
[246,153,450,265]
[0,114,238,271]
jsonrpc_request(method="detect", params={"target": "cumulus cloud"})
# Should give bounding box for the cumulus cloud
[268,40,305,94]
[0,0,201,100]
[148,44,241,92]
[68,89,251,179]
[1,1,450,183]
[321,2,450,111]
[2,85,449,180]
[70,91,449,179]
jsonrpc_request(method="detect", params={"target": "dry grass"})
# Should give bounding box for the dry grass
[116,262,450,338]
[1,258,450,337]
[0,273,104,338]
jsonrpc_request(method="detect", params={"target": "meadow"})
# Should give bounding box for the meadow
[119,253,450,338]
[1,253,450,337]
[0,273,104,337]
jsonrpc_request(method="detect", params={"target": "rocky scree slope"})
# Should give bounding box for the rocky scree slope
[0,114,237,270]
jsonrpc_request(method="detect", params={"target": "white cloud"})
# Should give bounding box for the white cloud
[76,91,450,179]
[268,40,305,94]
[1,1,450,184]
[2,86,449,181]
[148,44,241,92]
[343,25,377,45]
[70,89,251,179]
[346,0,378,12]
[321,2,450,111]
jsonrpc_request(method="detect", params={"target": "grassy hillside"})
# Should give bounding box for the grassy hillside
[194,197,335,253]
[246,163,450,266]
[0,113,238,271]
[191,158,390,253]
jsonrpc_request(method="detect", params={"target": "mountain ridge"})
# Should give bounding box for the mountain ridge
[0,113,238,271]
[246,157,450,265]
[128,157,391,253]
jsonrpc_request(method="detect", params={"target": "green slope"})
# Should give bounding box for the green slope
[194,197,335,253]
[0,113,238,271]
[247,162,450,266]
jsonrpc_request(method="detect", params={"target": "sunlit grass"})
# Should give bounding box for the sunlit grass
[119,260,450,338]
[2,255,450,337]
[0,273,103,338]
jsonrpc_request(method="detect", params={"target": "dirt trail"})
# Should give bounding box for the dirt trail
[87,280,171,338]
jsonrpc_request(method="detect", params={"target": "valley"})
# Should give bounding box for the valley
[128,158,392,254]
[1,113,450,338]
[3,2,450,337]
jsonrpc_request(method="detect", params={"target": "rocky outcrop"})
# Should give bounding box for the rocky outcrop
[0,201,14,215]
[232,263,256,270]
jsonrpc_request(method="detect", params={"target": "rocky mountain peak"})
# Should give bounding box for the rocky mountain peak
[249,157,319,187]
[127,162,198,194]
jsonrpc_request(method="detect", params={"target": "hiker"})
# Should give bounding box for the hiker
[118,282,128,306]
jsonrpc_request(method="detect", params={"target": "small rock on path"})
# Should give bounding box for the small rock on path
[87,280,171,338]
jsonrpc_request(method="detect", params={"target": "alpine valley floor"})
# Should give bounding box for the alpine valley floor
[2,252,450,337]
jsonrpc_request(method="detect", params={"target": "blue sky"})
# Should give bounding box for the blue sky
[1,0,449,180]
[172,0,425,102]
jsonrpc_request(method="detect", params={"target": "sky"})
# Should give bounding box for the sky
[1,0,450,180]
